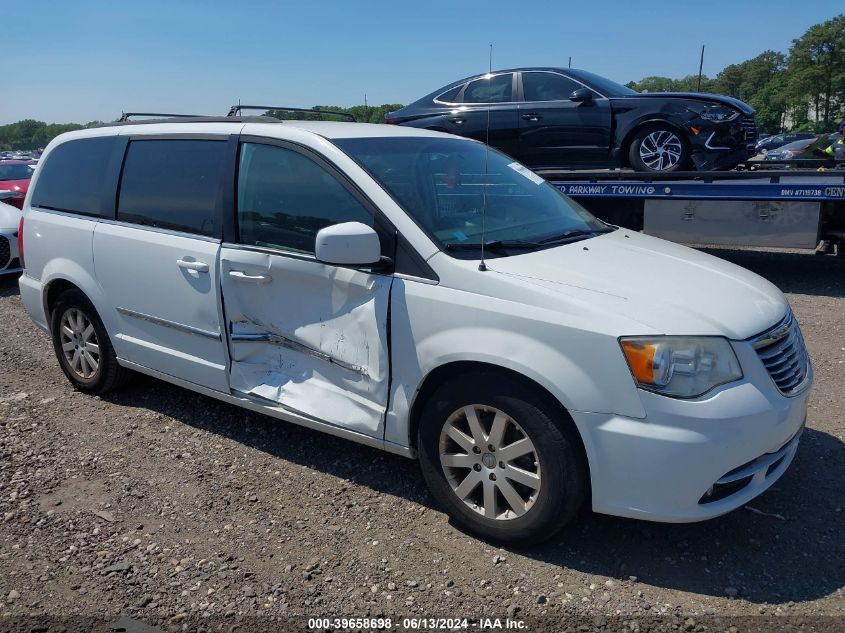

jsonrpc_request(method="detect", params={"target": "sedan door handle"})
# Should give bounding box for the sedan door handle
[177,259,209,273]
[521,113,542,121]
[229,270,271,283]
[447,117,466,125]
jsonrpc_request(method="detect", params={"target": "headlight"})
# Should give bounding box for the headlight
[619,336,743,398]
[695,104,740,122]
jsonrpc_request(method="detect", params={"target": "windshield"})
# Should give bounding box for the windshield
[569,70,638,97]
[0,164,34,181]
[334,137,608,256]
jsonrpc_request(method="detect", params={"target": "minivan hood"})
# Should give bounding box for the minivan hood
[487,230,786,339]
[618,92,755,115]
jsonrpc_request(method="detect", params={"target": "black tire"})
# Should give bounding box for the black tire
[628,124,690,172]
[50,289,131,394]
[417,372,588,545]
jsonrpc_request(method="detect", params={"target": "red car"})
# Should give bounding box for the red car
[0,160,35,209]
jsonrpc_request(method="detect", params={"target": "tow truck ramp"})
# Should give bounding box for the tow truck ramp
[545,170,845,253]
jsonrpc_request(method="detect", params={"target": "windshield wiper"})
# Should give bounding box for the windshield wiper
[445,239,543,252]
[538,227,615,245]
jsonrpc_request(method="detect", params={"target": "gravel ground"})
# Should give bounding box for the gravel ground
[0,247,843,632]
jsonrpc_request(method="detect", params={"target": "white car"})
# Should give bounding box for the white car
[0,198,22,276]
[17,119,811,544]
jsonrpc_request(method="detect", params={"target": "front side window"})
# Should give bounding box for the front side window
[335,137,608,257]
[462,74,513,103]
[31,137,116,216]
[237,143,373,254]
[522,72,583,102]
[118,140,227,236]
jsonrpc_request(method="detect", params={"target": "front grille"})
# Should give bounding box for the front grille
[0,235,10,269]
[752,312,810,396]
[740,115,758,150]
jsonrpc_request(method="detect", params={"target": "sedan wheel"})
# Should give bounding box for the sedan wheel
[638,130,684,171]
[439,405,541,520]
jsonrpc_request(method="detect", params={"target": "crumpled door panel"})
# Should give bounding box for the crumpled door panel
[220,248,391,437]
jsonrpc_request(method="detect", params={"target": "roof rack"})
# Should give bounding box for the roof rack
[227,105,356,122]
[117,112,207,122]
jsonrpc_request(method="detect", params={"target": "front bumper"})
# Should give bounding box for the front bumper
[572,338,811,522]
[688,116,756,171]
[0,229,21,275]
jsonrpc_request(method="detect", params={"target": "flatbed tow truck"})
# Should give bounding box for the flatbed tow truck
[539,161,845,256]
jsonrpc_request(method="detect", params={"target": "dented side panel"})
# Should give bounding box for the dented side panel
[220,247,391,437]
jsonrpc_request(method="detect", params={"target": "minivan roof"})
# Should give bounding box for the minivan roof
[66,118,455,142]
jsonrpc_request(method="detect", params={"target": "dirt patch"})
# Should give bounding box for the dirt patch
[0,250,843,630]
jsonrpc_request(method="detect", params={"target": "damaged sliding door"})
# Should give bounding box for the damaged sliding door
[220,140,392,438]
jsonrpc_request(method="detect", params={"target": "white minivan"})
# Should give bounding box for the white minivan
[18,118,811,544]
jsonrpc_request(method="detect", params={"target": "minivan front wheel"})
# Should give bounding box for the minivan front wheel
[418,373,587,545]
[50,289,130,394]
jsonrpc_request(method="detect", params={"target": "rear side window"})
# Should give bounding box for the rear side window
[523,72,582,102]
[117,140,227,237]
[462,74,513,103]
[31,137,116,216]
[435,85,463,103]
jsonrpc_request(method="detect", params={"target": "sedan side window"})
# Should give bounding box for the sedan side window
[435,84,463,104]
[237,143,374,254]
[462,74,513,103]
[522,72,583,102]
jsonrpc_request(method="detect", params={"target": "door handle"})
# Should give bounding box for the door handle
[447,117,466,125]
[521,113,542,121]
[177,259,209,273]
[229,270,271,283]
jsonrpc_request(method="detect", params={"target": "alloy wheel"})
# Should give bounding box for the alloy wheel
[439,405,541,520]
[639,130,683,170]
[59,308,100,379]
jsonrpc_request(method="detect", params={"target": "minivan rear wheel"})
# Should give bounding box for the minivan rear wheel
[418,373,587,545]
[50,289,131,394]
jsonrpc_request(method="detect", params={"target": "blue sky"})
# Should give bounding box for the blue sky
[3,0,842,124]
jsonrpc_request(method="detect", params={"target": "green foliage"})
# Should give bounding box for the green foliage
[628,14,845,133]
[786,14,845,127]
[628,75,715,93]
[0,120,89,151]
[263,104,404,124]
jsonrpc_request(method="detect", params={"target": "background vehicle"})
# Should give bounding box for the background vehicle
[763,133,841,160]
[763,136,820,162]
[387,67,757,172]
[0,160,34,209]
[0,198,22,275]
[755,132,817,153]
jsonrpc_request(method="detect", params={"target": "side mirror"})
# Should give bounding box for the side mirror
[315,221,382,266]
[569,88,593,103]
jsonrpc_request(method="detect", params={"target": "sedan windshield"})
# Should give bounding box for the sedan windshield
[0,164,34,181]
[334,137,609,256]
[568,70,638,97]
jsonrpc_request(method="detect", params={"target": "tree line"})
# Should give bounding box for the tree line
[626,14,845,133]
[2,14,842,149]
